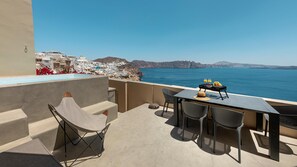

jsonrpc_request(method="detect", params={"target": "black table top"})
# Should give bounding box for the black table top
[175,89,279,114]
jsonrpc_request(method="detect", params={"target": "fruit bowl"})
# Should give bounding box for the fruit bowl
[205,84,213,88]
[213,81,222,87]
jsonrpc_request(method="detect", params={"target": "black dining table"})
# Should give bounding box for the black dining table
[173,89,280,161]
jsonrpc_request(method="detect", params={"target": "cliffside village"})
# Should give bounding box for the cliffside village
[35,52,141,81]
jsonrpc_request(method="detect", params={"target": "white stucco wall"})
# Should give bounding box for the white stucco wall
[0,0,35,76]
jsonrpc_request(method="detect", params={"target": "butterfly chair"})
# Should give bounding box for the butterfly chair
[48,92,110,166]
[264,105,297,137]
[212,107,244,163]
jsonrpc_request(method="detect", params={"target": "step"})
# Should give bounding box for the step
[0,109,29,146]
[0,136,32,152]
[29,117,68,152]
[83,101,118,123]
[29,117,60,139]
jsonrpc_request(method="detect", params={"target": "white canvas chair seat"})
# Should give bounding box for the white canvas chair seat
[48,92,110,166]
[55,97,107,132]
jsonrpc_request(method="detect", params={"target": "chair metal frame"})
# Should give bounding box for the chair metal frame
[48,104,109,166]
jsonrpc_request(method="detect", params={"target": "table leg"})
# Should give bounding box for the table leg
[224,90,229,98]
[218,91,223,100]
[269,113,280,161]
[174,97,179,127]
[256,113,263,131]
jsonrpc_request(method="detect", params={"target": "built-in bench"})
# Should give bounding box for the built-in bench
[0,139,62,167]
[0,100,118,152]
[0,109,29,152]
[83,101,118,122]
[29,117,61,151]
[0,137,32,153]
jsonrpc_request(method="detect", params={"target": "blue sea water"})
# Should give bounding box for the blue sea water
[140,68,297,102]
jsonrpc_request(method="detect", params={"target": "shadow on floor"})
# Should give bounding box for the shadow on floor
[154,110,173,119]
[169,120,230,155]
[254,133,295,155]
[154,107,297,162]
[53,134,105,166]
[154,110,177,127]
[166,117,297,161]
[0,152,62,167]
[0,139,62,167]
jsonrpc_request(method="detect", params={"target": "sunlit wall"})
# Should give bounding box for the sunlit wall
[0,0,35,76]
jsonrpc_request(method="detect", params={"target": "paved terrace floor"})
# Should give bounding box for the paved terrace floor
[53,104,297,167]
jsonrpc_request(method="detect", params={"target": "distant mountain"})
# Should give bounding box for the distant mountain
[212,61,297,69]
[212,61,271,68]
[94,56,128,64]
[131,60,206,68]
[93,57,297,70]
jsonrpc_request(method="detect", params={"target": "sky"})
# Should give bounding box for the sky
[32,0,297,66]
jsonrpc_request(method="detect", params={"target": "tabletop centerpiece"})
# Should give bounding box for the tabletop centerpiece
[203,78,213,88]
[199,79,229,100]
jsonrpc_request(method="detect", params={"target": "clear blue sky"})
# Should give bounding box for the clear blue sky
[32,0,297,65]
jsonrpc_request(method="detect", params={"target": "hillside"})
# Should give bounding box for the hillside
[94,56,129,64]
[92,56,297,81]
[94,57,297,69]
[94,56,142,81]
[131,60,206,68]
[212,61,297,69]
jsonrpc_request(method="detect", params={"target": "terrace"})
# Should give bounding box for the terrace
[2,76,296,166]
[102,79,297,166]
[53,103,297,167]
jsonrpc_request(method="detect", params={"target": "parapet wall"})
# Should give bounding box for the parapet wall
[109,79,297,138]
[0,76,108,123]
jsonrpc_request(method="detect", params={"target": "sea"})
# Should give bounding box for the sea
[140,68,297,102]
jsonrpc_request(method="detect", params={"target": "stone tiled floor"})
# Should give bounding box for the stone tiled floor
[54,104,297,167]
